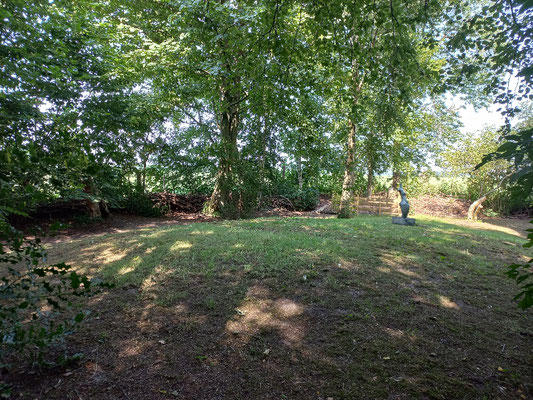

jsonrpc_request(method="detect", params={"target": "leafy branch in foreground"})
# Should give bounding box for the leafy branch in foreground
[0,214,113,363]
[477,127,532,309]
[506,221,533,310]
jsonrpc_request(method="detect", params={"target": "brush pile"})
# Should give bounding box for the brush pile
[262,195,295,211]
[149,192,208,213]
[31,199,91,219]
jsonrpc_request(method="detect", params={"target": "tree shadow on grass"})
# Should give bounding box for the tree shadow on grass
[477,217,531,239]
[5,216,533,399]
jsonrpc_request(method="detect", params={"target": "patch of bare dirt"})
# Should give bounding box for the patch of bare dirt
[40,213,218,244]
[453,216,532,239]
[3,263,532,399]
[312,194,477,218]
[410,194,472,218]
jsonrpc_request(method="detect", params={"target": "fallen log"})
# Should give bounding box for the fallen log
[467,172,512,221]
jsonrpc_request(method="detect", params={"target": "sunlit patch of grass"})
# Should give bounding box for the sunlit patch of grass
[437,294,460,309]
[169,241,192,252]
[47,215,529,292]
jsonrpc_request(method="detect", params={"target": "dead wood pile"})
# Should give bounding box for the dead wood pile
[410,194,471,218]
[263,195,295,211]
[31,199,93,219]
[149,192,208,213]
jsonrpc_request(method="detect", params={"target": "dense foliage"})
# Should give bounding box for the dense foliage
[2,0,531,218]
[0,0,462,219]
[478,126,533,309]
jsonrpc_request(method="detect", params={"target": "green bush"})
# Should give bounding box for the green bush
[275,185,320,211]
[306,172,343,195]
[0,216,112,364]
[406,176,470,199]
[291,188,320,211]
[203,159,263,219]
[330,193,341,212]
[506,221,533,310]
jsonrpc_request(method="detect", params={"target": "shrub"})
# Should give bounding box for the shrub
[330,193,341,212]
[506,221,533,310]
[0,218,112,364]
[291,188,320,211]
[276,185,320,211]
[406,176,470,199]
[307,172,343,195]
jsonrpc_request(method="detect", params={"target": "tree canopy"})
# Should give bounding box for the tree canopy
[1,0,531,217]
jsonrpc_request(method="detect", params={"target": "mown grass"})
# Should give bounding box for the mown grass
[53,215,528,287]
[34,214,533,399]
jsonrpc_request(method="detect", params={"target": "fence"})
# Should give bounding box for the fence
[353,192,400,216]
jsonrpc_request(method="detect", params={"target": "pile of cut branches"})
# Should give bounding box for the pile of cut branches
[262,195,295,211]
[149,192,208,213]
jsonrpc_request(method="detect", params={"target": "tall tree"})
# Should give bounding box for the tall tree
[305,0,447,217]
[111,0,299,218]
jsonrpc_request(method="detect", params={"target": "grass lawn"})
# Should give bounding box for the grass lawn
[8,215,533,399]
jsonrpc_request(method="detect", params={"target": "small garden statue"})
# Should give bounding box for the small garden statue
[398,184,409,218]
[392,184,416,226]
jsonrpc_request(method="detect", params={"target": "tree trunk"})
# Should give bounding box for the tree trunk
[296,155,303,190]
[366,157,374,198]
[467,172,512,221]
[142,157,147,192]
[392,169,400,190]
[135,170,143,193]
[86,200,101,219]
[256,116,268,208]
[391,139,401,190]
[84,177,102,219]
[387,169,400,199]
[260,116,268,173]
[259,116,268,195]
[207,86,240,218]
[467,195,487,221]
[338,40,365,218]
[338,120,357,218]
